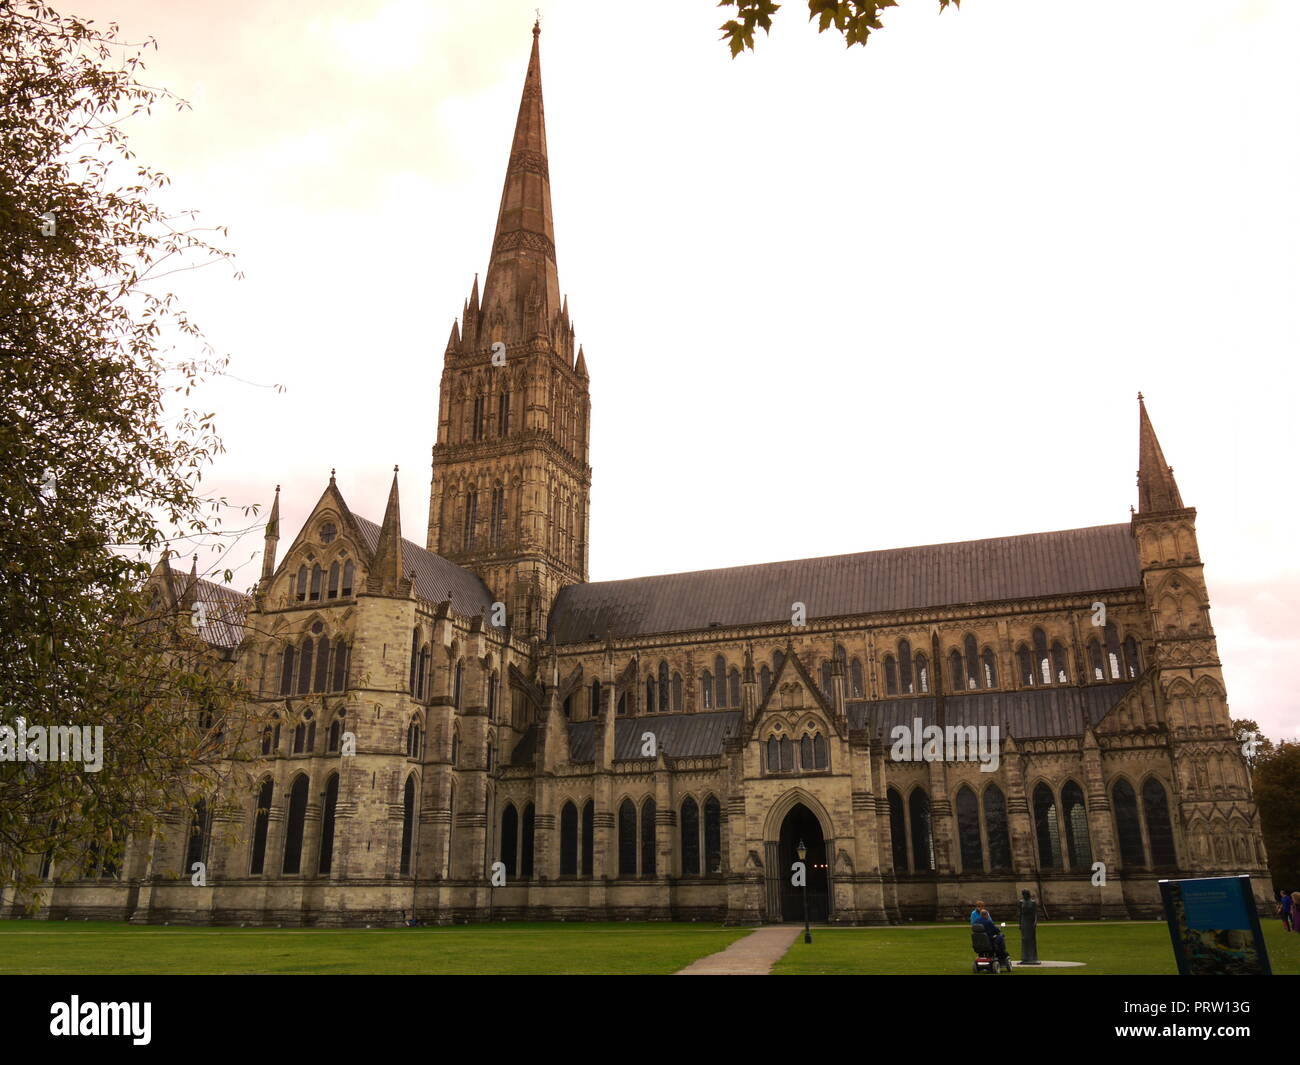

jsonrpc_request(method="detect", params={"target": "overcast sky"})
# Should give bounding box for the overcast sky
[78,0,1298,738]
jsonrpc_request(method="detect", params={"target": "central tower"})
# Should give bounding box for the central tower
[427,22,591,639]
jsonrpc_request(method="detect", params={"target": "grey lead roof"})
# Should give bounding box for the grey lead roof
[353,516,495,618]
[508,683,1133,766]
[548,523,1140,643]
[846,682,1134,740]
[511,710,744,765]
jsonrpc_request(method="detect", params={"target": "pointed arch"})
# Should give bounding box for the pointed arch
[681,795,701,875]
[282,773,310,874]
[982,783,1011,869]
[318,772,340,875]
[559,800,578,875]
[399,773,418,875]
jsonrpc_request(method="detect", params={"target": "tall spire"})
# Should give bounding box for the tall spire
[479,20,561,337]
[367,467,409,596]
[1136,393,1185,513]
[260,484,281,582]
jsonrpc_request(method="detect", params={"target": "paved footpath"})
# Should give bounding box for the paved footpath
[675,926,801,975]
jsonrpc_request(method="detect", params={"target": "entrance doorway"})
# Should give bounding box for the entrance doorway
[777,803,829,923]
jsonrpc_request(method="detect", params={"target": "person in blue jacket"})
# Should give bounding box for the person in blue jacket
[975,908,1011,968]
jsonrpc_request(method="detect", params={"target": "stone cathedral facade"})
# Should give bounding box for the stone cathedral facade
[9,25,1272,926]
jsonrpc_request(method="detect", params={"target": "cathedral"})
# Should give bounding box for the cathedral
[10,24,1272,926]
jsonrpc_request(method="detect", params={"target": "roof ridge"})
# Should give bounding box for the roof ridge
[561,522,1134,589]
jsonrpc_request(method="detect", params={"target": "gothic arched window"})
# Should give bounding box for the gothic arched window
[490,485,505,546]
[850,658,864,698]
[1033,783,1063,868]
[327,561,340,598]
[955,786,982,872]
[399,775,417,875]
[701,670,713,709]
[983,784,1012,869]
[965,635,980,690]
[560,801,578,876]
[341,561,354,597]
[671,672,683,711]
[729,668,741,708]
[1104,621,1124,680]
[704,795,722,874]
[250,778,273,875]
[1112,778,1145,867]
[1033,627,1050,685]
[1017,645,1034,687]
[779,735,793,771]
[1123,636,1141,678]
[915,653,929,694]
[279,645,295,696]
[589,678,601,718]
[898,640,914,694]
[185,799,208,872]
[331,638,348,691]
[521,803,535,878]
[949,649,964,692]
[658,661,670,712]
[282,774,310,874]
[1051,641,1069,685]
[909,788,934,872]
[1088,639,1105,681]
[1061,780,1091,869]
[813,732,829,770]
[767,736,779,773]
[800,734,813,770]
[581,801,594,877]
[884,655,898,695]
[982,647,997,689]
[618,799,637,876]
[640,798,656,877]
[501,804,518,878]
[298,637,314,695]
[760,665,772,697]
[887,787,908,872]
[1143,777,1177,866]
[314,638,330,692]
[318,773,339,875]
[681,797,700,876]
[463,490,478,549]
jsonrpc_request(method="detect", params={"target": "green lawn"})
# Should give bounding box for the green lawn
[0,920,748,975]
[773,919,1300,975]
[4,918,1296,975]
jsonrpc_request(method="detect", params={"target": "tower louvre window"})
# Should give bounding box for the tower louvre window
[490,485,505,546]
[498,391,509,436]
[463,490,478,550]
[472,395,486,441]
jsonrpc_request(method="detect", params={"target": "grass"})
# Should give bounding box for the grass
[772,919,1300,975]
[4,918,1296,975]
[0,920,748,975]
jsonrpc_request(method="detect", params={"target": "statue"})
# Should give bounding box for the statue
[1018,889,1040,964]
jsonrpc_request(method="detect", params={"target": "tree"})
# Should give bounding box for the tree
[1232,717,1274,771]
[0,3,253,895]
[719,0,961,56]
[1250,740,1300,897]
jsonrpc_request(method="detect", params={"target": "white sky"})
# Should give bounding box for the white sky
[80,0,1299,738]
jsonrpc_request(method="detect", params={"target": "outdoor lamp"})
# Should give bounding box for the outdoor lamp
[796,840,807,861]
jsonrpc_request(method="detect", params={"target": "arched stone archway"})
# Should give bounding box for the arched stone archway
[763,790,834,923]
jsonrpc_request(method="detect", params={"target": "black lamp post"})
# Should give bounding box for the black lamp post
[797,839,811,944]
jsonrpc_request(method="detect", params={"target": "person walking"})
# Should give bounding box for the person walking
[1278,890,1293,933]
